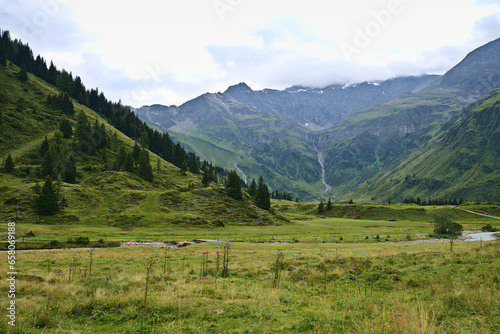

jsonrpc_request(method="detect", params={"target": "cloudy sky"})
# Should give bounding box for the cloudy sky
[1,0,499,107]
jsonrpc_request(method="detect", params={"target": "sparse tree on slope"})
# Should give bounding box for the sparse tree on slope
[255,176,271,210]
[35,176,60,216]
[226,170,242,200]
[4,153,15,173]
[138,149,154,181]
[59,117,73,139]
[248,178,257,198]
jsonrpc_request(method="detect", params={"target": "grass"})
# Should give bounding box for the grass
[1,239,498,333]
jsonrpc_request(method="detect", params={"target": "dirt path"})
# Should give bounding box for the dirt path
[463,210,500,220]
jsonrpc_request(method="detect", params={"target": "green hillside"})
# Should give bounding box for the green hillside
[316,89,464,199]
[345,89,500,202]
[159,94,324,201]
[0,62,287,231]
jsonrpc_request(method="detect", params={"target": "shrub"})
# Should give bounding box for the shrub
[67,236,90,245]
[431,212,463,236]
[481,224,497,232]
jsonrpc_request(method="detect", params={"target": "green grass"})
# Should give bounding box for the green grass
[1,238,498,333]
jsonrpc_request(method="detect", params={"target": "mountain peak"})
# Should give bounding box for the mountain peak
[224,82,253,94]
[439,37,500,98]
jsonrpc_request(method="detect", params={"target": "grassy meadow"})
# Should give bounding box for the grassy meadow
[1,206,500,333]
[1,236,499,333]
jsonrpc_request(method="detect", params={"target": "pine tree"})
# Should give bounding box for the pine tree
[202,168,211,187]
[132,142,141,163]
[0,37,6,67]
[188,153,199,174]
[248,178,257,198]
[156,158,162,179]
[318,201,324,213]
[18,64,28,82]
[63,154,77,183]
[4,153,14,173]
[35,176,60,216]
[327,198,332,211]
[180,160,188,175]
[226,170,242,200]
[255,176,271,210]
[39,136,49,158]
[62,92,74,115]
[59,118,73,139]
[116,147,127,170]
[124,153,135,173]
[74,111,90,142]
[138,149,153,181]
[40,150,54,178]
[47,61,57,85]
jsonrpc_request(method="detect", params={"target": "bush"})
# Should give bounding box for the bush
[481,224,497,232]
[431,212,463,236]
[67,236,90,245]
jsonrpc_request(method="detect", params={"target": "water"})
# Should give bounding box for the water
[466,231,499,241]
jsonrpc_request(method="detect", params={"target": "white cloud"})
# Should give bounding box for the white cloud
[1,0,499,106]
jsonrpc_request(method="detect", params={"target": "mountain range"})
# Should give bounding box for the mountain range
[134,37,500,202]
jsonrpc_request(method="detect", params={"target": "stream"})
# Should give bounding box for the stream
[234,163,247,184]
[465,231,499,241]
[315,149,332,196]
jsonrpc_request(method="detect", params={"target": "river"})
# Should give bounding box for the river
[465,231,499,241]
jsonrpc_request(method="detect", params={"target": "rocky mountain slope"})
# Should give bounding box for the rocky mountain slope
[135,38,500,202]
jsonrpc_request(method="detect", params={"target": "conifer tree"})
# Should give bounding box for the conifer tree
[327,198,332,211]
[63,154,77,183]
[40,150,54,179]
[132,142,141,162]
[74,111,91,142]
[226,170,242,200]
[138,149,154,181]
[35,176,60,216]
[4,153,14,173]
[47,61,57,85]
[61,92,74,115]
[248,178,257,198]
[59,118,73,138]
[18,64,28,82]
[39,136,49,158]
[124,153,135,173]
[202,168,211,187]
[156,158,162,179]
[255,176,271,210]
[318,201,324,213]
[188,153,199,174]
[180,160,188,175]
[0,37,6,67]
[116,147,127,170]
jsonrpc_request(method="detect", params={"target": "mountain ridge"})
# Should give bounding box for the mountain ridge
[135,37,500,202]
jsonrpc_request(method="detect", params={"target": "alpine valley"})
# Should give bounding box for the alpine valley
[135,37,500,202]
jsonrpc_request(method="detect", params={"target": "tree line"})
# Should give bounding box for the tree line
[0,29,225,180]
[403,197,464,206]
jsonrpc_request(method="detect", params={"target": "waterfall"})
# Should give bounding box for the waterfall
[315,149,332,196]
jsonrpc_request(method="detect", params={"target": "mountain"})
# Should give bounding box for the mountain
[344,89,500,202]
[440,37,500,100]
[313,89,464,198]
[0,44,286,227]
[138,92,322,201]
[137,75,441,132]
[134,37,500,202]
